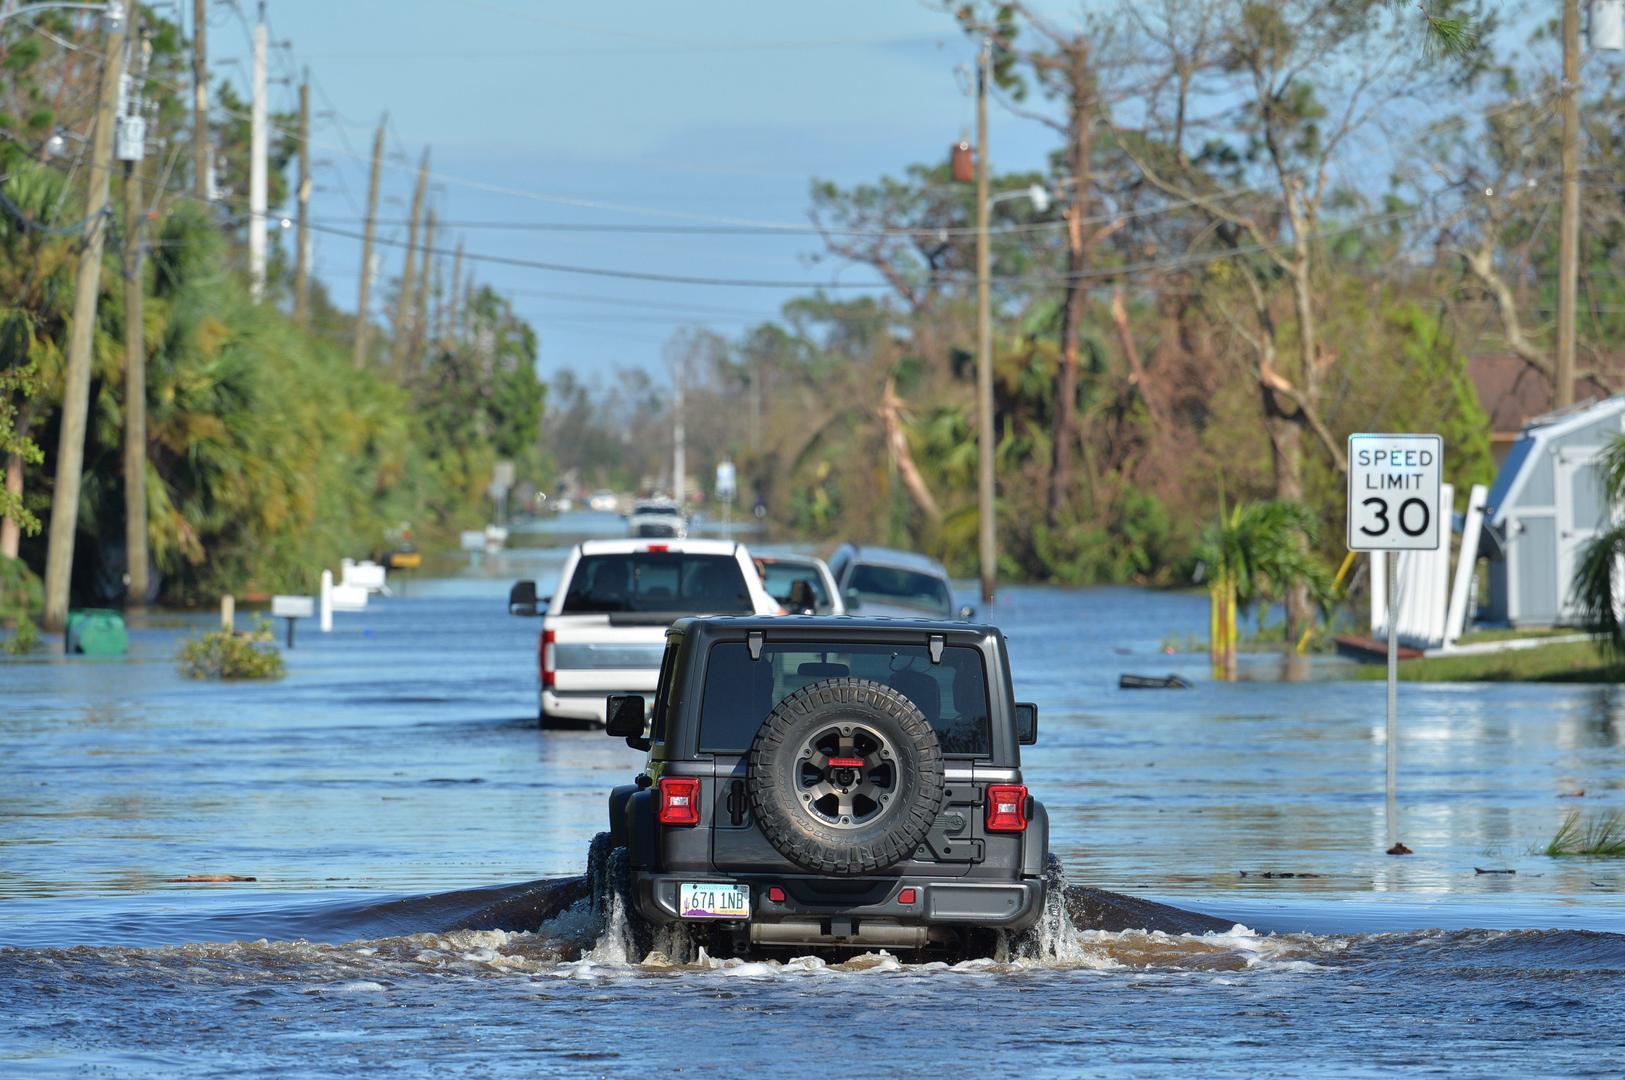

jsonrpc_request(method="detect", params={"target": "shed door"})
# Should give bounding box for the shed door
[1556,449,1608,622]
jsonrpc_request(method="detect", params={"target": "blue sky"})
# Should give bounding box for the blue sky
[206,0,1078,378]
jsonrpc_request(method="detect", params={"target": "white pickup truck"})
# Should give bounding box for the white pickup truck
[508,539,780,728]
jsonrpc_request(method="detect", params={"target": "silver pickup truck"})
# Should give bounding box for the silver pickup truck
[508,539,780,728]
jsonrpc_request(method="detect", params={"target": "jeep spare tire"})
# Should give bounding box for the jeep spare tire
[747,677,945,875]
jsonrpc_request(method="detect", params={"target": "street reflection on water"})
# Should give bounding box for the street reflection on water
[2,513,1624,1075]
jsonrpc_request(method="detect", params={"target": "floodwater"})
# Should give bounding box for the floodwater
[4,511,1625,1075]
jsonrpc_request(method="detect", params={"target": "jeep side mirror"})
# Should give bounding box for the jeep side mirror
[508,580,541,616]
[958,604,976,620]
[1015,702,1038,745]
[605,694,647,740]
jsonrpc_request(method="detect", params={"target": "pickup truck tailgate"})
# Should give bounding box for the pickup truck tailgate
[546,616,666,693]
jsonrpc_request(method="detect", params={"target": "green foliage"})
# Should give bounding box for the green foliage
[1545,811,1625,858]
[3,612,39,655]
[0,554,41,621]
[1193,499,1332,612]
[177,619,285,681]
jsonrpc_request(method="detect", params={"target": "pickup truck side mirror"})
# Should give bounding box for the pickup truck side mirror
[1015,701,1038,745]
[843,586,861,610]
[508,580,544,616]
[606,694,648,747]
[958,604,976,620]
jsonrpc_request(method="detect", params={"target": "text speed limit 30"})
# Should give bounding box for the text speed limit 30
[1347,433,1443,551]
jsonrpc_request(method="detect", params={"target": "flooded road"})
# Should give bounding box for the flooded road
[4,515,1625,1074]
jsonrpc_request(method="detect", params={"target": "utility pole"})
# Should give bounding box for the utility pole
[192,0,206,200]
[44,0,129,632]
[392,147,429,374]
[352,115,385,370]
[447,238,463,342]
[673,350,687,503]
[293,69,310,326]
[122,10,150,608]
[974,36,996,605]
[1556,0,1580,410]
[415,206,436,360]
[247,0,267,300]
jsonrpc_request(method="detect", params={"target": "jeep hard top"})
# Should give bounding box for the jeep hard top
[590,614,1047,957]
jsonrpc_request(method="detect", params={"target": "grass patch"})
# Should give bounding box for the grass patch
[177,619,285,681]
[1545,810,1625,857]
[1454,625,1573,645]
[1346,640,1625,683]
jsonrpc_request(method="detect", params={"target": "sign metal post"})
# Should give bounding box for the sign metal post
[1347,433,1443,853]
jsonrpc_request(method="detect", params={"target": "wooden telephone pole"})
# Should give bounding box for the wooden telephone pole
[391,148,429,374]
[974,37,995,605]
[192,0,207,200]
[123,14,151,609]
[44,0,130,631]
[352,115,385,370]
[293,70,311,326]
[1556,0,1580,410]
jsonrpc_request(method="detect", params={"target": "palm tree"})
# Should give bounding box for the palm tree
[1573,436,1625,661]
[1193,499,1331,680]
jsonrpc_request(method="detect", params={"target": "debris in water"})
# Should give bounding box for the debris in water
[1387,843,1413,856]
[1119,673,1193,690]
[166,874,257,882]
[1561,790,1586,798]
[1237,871,1323,879]
[1474,868,1516,875]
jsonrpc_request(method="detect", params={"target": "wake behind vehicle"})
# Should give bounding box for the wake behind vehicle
[591,615,1046,957]
[508,540,779,728]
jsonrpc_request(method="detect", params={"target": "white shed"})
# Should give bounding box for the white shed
[1482,397,1625,626]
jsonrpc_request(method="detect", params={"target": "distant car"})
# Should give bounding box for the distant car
[588,490,620,513]
[753,554,844,615]
[626,498,687,540]
[507,539,780,728]
[827,545,972,621]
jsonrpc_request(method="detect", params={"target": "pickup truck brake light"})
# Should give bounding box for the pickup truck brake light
[540,628,556,688]
[645,544,669,553]
[985,784,1028,832]
[658,777,701,826]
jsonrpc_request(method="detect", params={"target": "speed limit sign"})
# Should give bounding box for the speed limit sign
[1347,434,1443,551]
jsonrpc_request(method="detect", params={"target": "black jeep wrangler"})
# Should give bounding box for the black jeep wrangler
[590,615,1047,957]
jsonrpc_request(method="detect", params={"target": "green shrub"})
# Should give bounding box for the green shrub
[2,612,39,654]
[177,618,285,681]
[0,555,42,621]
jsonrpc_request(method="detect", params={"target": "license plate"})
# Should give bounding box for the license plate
[679,882,750,919]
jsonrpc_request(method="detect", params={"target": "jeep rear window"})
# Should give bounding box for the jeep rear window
[697,642,991,756]
[562,553,752,615]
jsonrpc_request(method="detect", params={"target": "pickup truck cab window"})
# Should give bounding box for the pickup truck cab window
[562,553,752,615]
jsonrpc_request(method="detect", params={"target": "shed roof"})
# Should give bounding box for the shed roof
[1487,396,1625,526]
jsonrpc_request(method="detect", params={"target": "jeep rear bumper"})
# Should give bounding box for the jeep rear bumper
[633,873,1044,947]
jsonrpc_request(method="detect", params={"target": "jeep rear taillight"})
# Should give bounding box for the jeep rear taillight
[658,777,701,826]
[985,784,1028,832]
[540,628,556,688]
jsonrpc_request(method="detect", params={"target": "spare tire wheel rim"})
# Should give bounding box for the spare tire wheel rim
[794,722,898,828]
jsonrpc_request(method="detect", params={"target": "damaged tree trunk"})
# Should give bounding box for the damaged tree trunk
[1047,37,1094,524]
[879,377,942,522]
